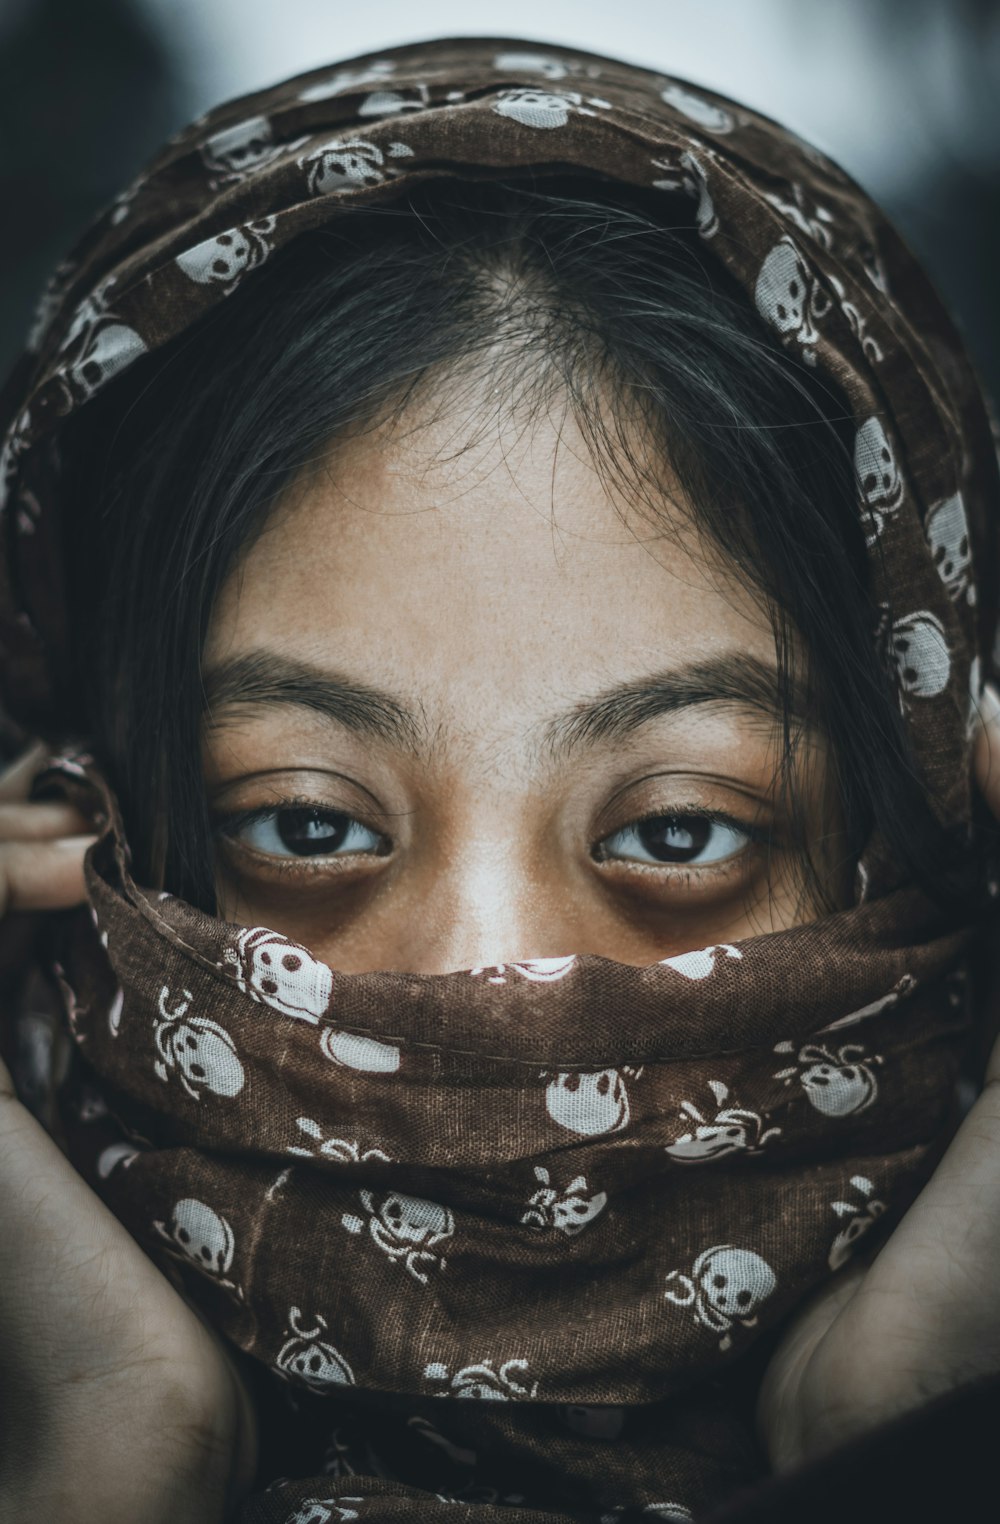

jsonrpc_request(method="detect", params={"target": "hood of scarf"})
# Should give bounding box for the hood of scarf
[1,33,999,1524]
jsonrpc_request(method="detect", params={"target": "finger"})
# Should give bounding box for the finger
[972,681,1000,817]
[0,1048,210,1378]
[0,801,94,841]
[0,1052,257,1514]
[868,1058,1000,1303]
[0,836,97,916]
[0,739,49,802]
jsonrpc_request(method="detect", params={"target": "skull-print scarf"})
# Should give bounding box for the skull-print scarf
[1,34,999,1524]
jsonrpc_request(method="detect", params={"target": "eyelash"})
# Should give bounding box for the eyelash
[214,799,773,878]
[595,806,772,871]
[215,800,386,863]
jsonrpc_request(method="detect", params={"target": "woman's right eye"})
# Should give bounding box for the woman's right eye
[219,806,386,860]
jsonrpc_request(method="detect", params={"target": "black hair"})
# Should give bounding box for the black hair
[56,173,944,912]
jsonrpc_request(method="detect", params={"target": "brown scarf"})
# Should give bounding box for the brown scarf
[1,35,999,1524]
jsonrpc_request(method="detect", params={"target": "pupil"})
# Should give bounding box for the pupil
[277,808,348,857]
[637,814,711,863]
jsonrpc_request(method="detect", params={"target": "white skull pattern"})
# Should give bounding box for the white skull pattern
[880,609,951,704]
[107,986,124,1036]
[858,238,890,294]
[175,218,276,294]
[286,1501,362,1524]
[344,1189,454,1282]
[651,150,718,238]
[0,406,31,515]
[276,1306,355,1390]
[659,943,742,980]
[97,1141,140,1178]
[854,417,904,541]
[829,1174,887,1269]
[492,88,610,130]
[774,1040,882,1117]
[545,1068,632,1135]
[521,1165,607,1235]
[826,271,884,363]
[665,1244,777,1350]
[470,955,577,985]
[154,1196,236,1280]
[493,51,570,80]
[200,115,291,183]
[25,254,76,352]
[320,1026,401,1072]
[107,174,144,226]
[225,927,332,1022]
[298,61,396,103]
[666,1080,780,1162]
[659,82,736,133]
[153,986,245,1101]
[763,183,835,249]
[357,86,429,118]
[424,1357,538,1400]
[754,236,831,364]
[925,491,974,606]
[298,136,414,195]
[51,275,148,409]
[287,1116,390,1163]
[63,317,147,406]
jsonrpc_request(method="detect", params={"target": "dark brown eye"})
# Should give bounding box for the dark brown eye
[599,812,751,868]
[635,815,713,863]
[274,808,350,856]
[222,807,384,860]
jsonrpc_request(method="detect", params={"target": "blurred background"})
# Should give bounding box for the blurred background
[0,0,997,401]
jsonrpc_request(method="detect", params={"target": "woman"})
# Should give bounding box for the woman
[0,35,998,1524]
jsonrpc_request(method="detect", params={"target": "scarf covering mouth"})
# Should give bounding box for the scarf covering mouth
[2,32,1000,1524]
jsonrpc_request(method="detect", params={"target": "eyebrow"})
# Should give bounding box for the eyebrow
[203,652,425,750]
[541,654,815,758]
[202,649,815,760]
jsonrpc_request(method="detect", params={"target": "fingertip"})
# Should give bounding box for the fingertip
[0,834,99,914]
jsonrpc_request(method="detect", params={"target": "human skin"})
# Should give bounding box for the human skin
[0,386,998,1521]
[203,388,848,965]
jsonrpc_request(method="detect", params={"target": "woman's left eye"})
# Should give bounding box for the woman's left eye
[597,812,754,868]
[220,806,385,859]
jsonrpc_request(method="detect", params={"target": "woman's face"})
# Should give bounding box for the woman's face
[202,389,848,973]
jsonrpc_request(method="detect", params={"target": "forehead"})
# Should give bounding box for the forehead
[204,392,780,737]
